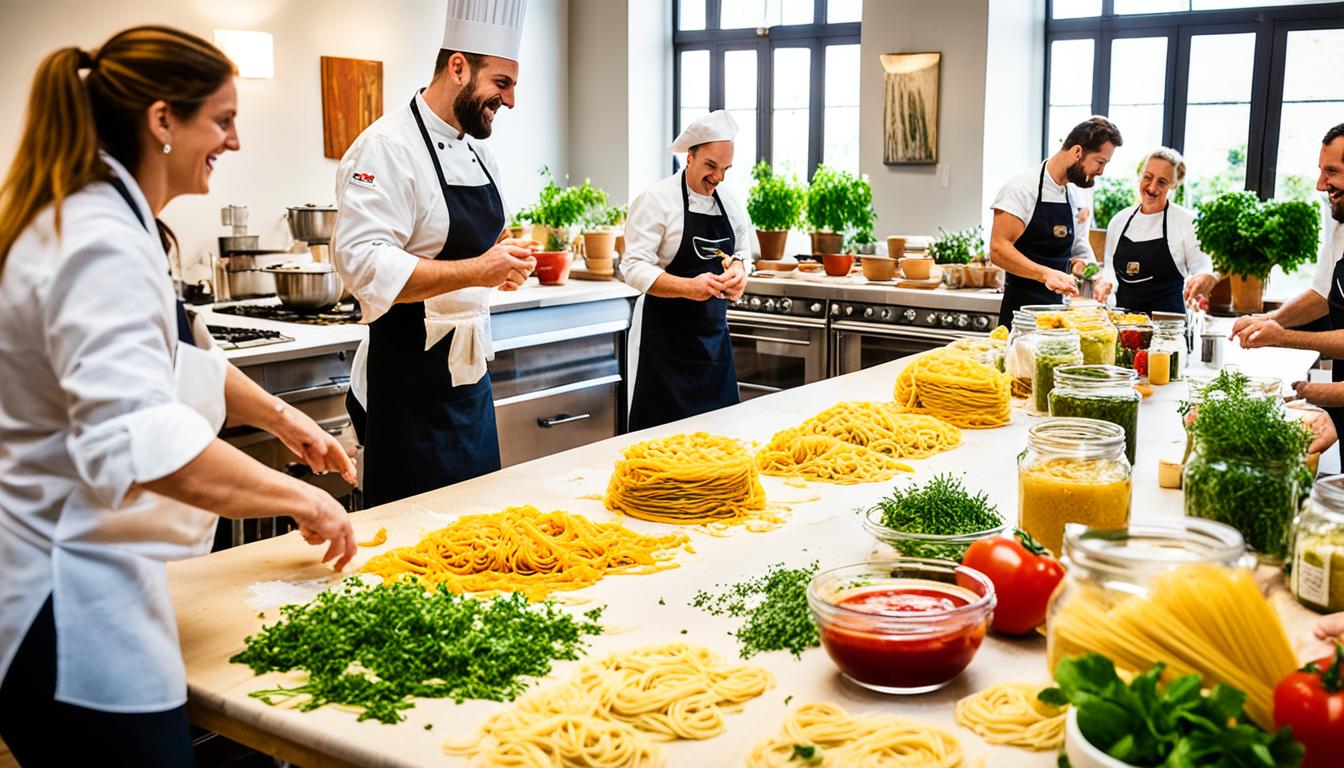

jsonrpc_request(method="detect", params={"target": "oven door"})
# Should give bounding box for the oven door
[727,311,827,400]
[831,322,981,376]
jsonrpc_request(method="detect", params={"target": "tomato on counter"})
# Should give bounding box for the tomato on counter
[961,529,1065,635]
[1274,644,1344,768]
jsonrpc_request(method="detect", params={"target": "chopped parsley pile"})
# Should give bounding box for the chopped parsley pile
[691,561,820,659]
[869,473,1003,559]
[229,577,603,723]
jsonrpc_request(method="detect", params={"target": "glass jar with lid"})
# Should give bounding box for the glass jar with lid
[1114,321,1154,370]
[1018,417,1132,556]
[1290,474,1344,613]
[1048,365,1140,464]
[1147,319,1186,384]
[1036,305,1117,366]
[1006,306,1067,401]
[1046,518,1248,675]
[1031,329,1083,415]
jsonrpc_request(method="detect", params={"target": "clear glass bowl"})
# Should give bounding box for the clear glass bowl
[862,506,1008,562]
[807,559,996,694]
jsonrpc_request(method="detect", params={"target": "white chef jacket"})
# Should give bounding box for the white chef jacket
[1099,202,1216,287]
[1308,211,1344,299]
[991,163,1098,265]
[0,153,227,711]
[334,92,506,405]
[619,169,752,294]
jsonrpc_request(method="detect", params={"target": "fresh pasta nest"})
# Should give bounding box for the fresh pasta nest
[360,505,690,600]
[746,702,968,767]
[605,432,769,525]
[785,401,961,460]
[954,682,1066,750]
[894,346,1012,429]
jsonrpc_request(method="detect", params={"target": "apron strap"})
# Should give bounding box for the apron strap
[106,175,196,348]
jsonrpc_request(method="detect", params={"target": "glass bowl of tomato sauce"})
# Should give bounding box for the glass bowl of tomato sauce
[807,559,996,694]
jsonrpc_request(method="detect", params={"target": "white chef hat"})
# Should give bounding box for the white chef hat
[441,0,527,62]
[670,110,739,153]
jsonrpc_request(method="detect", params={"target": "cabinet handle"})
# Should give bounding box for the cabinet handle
[537,412,591,428]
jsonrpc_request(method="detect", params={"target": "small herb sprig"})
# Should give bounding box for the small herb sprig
[691,562,820,659]
[229,578,603,723]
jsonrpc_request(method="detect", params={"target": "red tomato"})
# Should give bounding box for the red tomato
[1274,644,1344,768]
[961,530,1065,635]
[1134,349,1149,377]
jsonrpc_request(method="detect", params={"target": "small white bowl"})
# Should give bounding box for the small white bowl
[1064,708,1137,768]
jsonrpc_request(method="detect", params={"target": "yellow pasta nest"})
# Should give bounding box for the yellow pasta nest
[782,401,962,460]
[360,505,690,601]
[604,432,769,526]
[445,642,773,767]
[756,428,913,484]
[894,347,1012,429]
[954,682,1066,750]
[746,702,968,767]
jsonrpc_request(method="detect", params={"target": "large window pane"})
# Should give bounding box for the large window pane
[1052,0,1102,18]
[823,44,860,174]
[1106,36,1168,180]
[1274,28,1344,200]
[1114,0,1186,13]
[1181,33,1254,209]
[1047,38,1094,149]
[1193,0,1339,9]
[719,0,813,28]
[678,0,706,31]
[679,49,709,139]
[724,49,758,194]
[772,47,810,177]
[827,0,862,24]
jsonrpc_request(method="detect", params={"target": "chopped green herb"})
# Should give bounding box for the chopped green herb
[783,694,793,706]
[691,562,819,658]
[869,474,1003,559]
[680,629,687,635]
[229,578,603,723]
[657,597,665,606]
[423,723,433,731]
[790,743,822,763]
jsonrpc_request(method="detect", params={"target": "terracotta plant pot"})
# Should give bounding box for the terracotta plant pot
[585,256,614,275]
[900,256,934,280]
[860,255,897,282]
[1087,228,1107,262]
[886,236,907,260]
[583,230,616,262]
[965,265,987,288]
[822,254,854,276]
[1230,273,1265,314]
[614,233,626,257]
[811,231,844,255]
[533,251,573,285]
[1209,276,1232,313]
[756,229,789,261]
[508,225,526,240]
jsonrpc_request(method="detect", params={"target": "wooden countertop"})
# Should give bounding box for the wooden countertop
[167,333,1328,767]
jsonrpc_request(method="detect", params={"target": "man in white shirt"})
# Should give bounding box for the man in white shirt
[621,110,751,430]
[990,116,1122,327]
[333,0,537,506]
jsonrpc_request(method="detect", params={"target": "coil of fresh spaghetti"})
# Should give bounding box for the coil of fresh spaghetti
[445,642,772,767]
[1047,562,1296,728]
[604,432,769,526]
[745,702,968,767]
[954,682,1066,750]
[894,346,1012,429]
[785,402,962,460]
[360,505,690,601]
[755,427,914,484]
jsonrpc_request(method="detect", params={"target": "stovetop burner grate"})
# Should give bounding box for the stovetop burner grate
[206,324,294,350]
[213,300,361,325]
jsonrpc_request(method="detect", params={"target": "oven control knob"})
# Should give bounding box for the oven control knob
[880,308,892,320]
[972,315,991,330]
[809,302,822,314]
[902,308,918,323]
[779,298,792,312]
[863,307,875,319]
[831,304,841,317]
[956,314,970,329]
[940,313,955,327]
[763,299,776,312]
[749,297,762,310]
[845,305,856,317]
[923,311,939,325]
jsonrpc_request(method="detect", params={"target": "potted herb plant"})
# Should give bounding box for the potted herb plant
[926,225,983,285]
[582,203,625,275]
[746,160,805,261]
[520,166,608,285]
[805,164,874,260]
[1195,190,1319,314]
[1088,176,1136,261]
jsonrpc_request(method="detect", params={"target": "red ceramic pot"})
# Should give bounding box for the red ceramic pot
[822,253,855,277]
[533,251,573,285]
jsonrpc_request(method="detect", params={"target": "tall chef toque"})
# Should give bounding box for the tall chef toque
[441,0,527,62]
[670,110,739,153]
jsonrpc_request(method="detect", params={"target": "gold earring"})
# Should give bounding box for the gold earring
[162,143,172,154]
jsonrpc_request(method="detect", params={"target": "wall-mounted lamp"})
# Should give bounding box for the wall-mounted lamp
[213,29,274,79]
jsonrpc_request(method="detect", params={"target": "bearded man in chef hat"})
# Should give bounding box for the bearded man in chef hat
[621,110,753,430]
[332,0,540,507]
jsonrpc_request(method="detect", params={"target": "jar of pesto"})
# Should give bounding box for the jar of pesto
[1031,329,1083,415]
[1048,365,1140,464]
[1290,475,1344,613]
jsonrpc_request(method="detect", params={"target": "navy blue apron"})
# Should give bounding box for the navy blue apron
[361,96,503,507]
[108,176,196,347]
[997,164,1077,328]
[1113,203,1185,315]
[628,174,739,430]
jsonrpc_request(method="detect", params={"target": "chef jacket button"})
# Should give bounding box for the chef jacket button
[438,142,445,149]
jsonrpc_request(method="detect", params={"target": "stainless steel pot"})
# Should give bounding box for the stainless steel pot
[286,205,338,244]
[265,264,343,310]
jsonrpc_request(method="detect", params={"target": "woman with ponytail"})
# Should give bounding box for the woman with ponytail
[0,27,357,765]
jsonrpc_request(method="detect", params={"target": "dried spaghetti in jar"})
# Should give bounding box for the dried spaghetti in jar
[1018,418,1131,556]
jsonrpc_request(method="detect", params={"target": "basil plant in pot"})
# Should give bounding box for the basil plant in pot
[519,166,609,253]
[804,164,875,256]
[1194,190,1319,314]
[745,160,805,261]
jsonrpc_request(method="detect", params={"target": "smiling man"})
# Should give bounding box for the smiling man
[332,0,538,506]
[621,110,752,430]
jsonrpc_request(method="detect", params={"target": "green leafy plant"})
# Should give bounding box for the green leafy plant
[590,203,627,229]
[519,165,609,232]
[927,225,984,265]
[804,164,875,242]
[867,473,1003,559]
[1195,190,1320,281]
[690,562,820,659]
[1090,175,1137,230]
[746,160,806,232]
[1040,653,1303,767]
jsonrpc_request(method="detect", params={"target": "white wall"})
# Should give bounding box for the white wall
[982,0,1046,235]
[0,0,569,281]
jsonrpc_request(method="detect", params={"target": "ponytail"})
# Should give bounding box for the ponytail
[0,46,104,274]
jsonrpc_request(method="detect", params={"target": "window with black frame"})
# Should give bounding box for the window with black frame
[673,0,862,194]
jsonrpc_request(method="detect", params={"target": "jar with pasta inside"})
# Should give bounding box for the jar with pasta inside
[1048,365,1140,464]
[1018,418,1132,557]
[1291,474,1344,613]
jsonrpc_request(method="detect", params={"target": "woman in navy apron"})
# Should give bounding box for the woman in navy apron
[996,164,1078,328]
[628,173,740,430]
[361,96,504,507]
[1112,202,1186,315]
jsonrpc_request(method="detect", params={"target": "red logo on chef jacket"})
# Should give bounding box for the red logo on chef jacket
[352,172,376,187]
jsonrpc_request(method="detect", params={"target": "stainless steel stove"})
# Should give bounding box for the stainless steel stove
[213,300,361,325]
[206,324,294,350]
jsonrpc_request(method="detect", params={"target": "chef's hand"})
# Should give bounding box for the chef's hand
[719,261,748,301]
[1183,273,1219,303]
[1042,269,1079,297]
[1315,612,1344,643]
[683,272,729,301]
[294,485,356,570]
[1232,317,1285,348]
[273,404,357,485]
[1287,397,1338,453]
[477,240,538,290]
[1093,279,1114,303]
[1229,312,1266,338]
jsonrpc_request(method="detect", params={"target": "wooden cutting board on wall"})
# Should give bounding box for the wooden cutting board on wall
[320,56,383,159]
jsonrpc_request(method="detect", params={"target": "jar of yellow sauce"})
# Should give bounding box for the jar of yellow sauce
[1018,418,1132,556]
